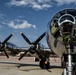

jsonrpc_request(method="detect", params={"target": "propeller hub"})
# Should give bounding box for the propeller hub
[30,44,34,48]
[29,44,37,54]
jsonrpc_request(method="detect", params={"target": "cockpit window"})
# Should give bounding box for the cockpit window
[59,15,74,23]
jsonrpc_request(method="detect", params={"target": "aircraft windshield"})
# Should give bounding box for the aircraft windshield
[59,15,74,23]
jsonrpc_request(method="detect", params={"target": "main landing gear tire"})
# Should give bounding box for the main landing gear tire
[45,62,50,69]
[39,60,44,69]
[39,60,50,69]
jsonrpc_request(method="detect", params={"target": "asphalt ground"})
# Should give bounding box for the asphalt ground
[0,56,63,75]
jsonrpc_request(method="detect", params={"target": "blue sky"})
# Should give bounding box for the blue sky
[0,0,76,48]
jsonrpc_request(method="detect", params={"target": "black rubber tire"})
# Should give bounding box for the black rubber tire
[45,62,50,69]
[39,60,44,69]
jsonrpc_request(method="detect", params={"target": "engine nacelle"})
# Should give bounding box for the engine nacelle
[47,9,76,58]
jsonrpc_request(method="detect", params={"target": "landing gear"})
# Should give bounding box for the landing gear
[39,60,44,69]
[61,54,69,68]
[39,59,50,69]
[45,61,50,69]
[62,45,76,75]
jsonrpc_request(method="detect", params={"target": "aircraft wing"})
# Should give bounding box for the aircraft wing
[4,42,56,58]
[5,46,53,58]
[5,47,29,56]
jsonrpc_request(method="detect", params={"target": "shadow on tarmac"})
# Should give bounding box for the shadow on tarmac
[0,61,63,69]
[0,61,63,73]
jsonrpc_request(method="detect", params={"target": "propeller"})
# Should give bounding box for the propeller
[0,33,14,58]
[34,32,46,45]
[20,32,31,45]
[18,49,30,61]
[18,32,46,61]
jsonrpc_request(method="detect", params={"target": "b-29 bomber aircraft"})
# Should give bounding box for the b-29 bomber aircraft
[46,8,76,75]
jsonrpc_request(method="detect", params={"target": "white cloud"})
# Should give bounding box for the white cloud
[7,0,52,10]
[55,0,76,5]
[32,3,51,10]
[8,0,29,6]
[7,0,76,10]
[0,13,36,29]
[7,20,37,29]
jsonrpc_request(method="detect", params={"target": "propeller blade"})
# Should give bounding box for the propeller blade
[20,32,31,44]
[2,33,14,45]
[34,32,46,45]
[3,49,9,58]
[18,50,29,61]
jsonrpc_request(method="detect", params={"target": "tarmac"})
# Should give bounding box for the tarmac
[0,56,63,75]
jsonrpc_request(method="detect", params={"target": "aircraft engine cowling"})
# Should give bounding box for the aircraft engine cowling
[46,9,76,58]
